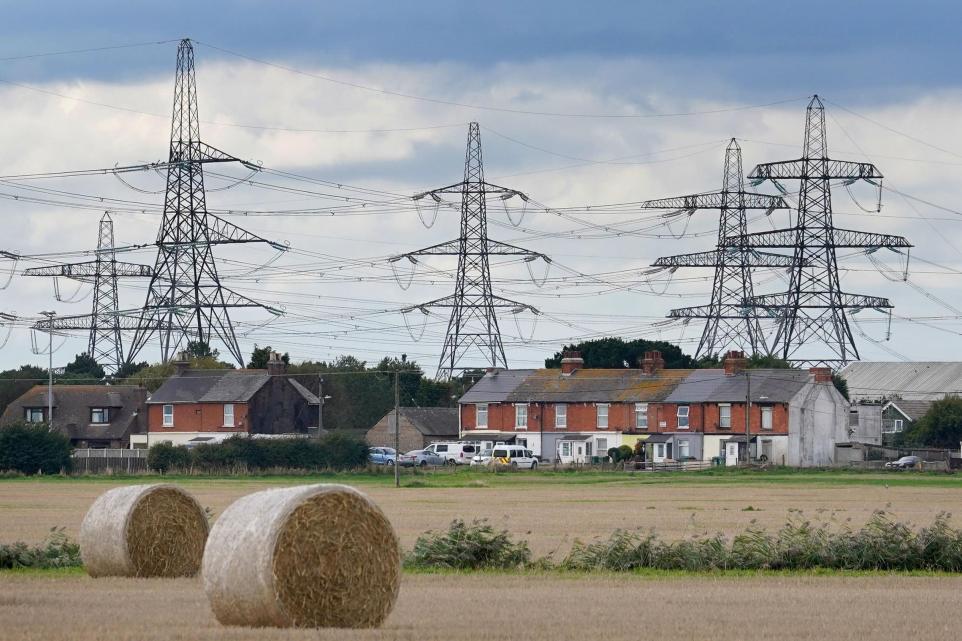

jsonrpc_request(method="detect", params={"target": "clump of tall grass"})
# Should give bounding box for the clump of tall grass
[0,528,81,569]
[405,519,532,570]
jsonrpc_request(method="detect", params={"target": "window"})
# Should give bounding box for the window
[90,408,108,424]
[436,444,448,453]
[677,439,690,459]
[719,403,731,429]
[597,403,609,429]
[655,443,666,459]
[493,448,508,458]
[476,404,488,428]
[849,409,860,427]
[555,404,567,429]
[162,404,174,427]
[223,404,235,427]
[894,419,904,432]
[561,442,572,457]
[677,405,690,429]
[597,438,608,455]
[515,404,528,430]
[635,403,648,429]
[761,406,773,430]
[25,408,44,423]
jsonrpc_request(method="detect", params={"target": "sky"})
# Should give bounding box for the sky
[1,1,962,373]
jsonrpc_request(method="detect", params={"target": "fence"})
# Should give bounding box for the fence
[71,448,148,474]
[622,460,714,473]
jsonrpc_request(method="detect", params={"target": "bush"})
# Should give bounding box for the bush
[0,422,71,474]
[147,442,190,473]
[406,519,532,570]
[606,447,621,462]
[0,527,81,569]
[187,432,369,473]
[617,445,633,461]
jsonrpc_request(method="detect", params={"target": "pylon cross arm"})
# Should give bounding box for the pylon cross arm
[635,191,788,210]
[653,249,795,268]
[749,159,882,181]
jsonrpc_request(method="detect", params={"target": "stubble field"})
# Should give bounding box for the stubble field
[2,470,961,640]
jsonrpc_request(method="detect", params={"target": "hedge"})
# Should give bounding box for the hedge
[0,422,72,475]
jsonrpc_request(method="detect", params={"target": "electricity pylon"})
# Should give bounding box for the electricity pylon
[637,139,791,360]
[738,95,912,367]
[391,122,548,379]
[24,213,153,373]
[126,38,284,366]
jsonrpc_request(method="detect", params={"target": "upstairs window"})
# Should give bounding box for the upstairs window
[515,404,528,430]
[597,403,609,429]
[635,403,648,430]
[719,403,732,429]
[223,404,235,428]
[25,408,44,423]
[476,404,488,428]
[162,404,174,427]
[761,406,773,430]
[555,404,567,429]
[677,405,690,429]
[90,408,108,424]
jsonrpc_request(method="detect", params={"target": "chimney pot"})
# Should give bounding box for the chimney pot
[266,351,287,376]
[723,351,747,376]
[640,350,665,375]
[173,351,190,375]
[560,350,584,375]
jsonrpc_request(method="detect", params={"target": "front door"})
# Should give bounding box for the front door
[725,442,739,466]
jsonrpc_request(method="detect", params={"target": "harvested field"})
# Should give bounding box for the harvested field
[1,571,960,640]
[3,473,962,556]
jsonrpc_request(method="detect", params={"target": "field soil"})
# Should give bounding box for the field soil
[2,476,962,555]
[1,571,960,641]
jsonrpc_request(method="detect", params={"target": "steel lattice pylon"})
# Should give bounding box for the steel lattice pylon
[24,213,154,373]
[636,139,791,359]
[738,96,912,367]
[392,123,548,379]
[126,39,282,366]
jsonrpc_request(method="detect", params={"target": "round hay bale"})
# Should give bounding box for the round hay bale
[79,483,208,578]
[202,484,400,629]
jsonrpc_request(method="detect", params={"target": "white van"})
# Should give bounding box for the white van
[423,442,480,465]
[491,445,538,469]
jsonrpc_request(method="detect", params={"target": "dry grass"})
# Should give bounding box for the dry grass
[1,572,961,640]
[5,478,962,556]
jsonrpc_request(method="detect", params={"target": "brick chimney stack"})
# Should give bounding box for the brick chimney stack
[267,351,287,376]
[809,367,833,384]
[640,351,665,375]
[173,351,190,376]
[560,350,584,375]
[723,350,748,376]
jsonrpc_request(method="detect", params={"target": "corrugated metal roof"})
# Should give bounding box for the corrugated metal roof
[840,362,962,401]
[458,369,536,403]
[664,369,810,403]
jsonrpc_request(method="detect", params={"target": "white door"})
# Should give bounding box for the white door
[725,442,739,467]
[654,443,666,463]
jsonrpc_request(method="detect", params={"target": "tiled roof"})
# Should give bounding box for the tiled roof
[664,369,811,404]
[400,407,459,436]
[458,369,537,403]
[459,368,691,404]
[840,362,962,401]
[885,399,934,421]
[148,369,270,403]
[0,385,148,441]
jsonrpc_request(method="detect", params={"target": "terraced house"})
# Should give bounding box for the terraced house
[458,350,850,466]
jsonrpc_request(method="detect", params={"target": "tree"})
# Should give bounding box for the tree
[832,373,849,401]
[0,365,47,417]
[0,422,72,474]
[185,340,218,360]
[248,344,290,369]
[902,395,962,448]
[545,338,697,369]
[112,361,149,381]
[62,353,105,381]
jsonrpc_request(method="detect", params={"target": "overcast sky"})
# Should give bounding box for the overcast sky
[1,1,961,373]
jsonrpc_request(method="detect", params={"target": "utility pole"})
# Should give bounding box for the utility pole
[317,375,324,436]
[394,371,400,488]
[743,369,751,464]
[40,311,55,428]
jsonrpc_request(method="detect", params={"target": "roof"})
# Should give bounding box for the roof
[459,368,691,404]
[664,369,810,404]
[885,399,934,422]
[399,407,459,436]
[287,379,320,405]
[148,369,270,403]
[840,362,962,401]
[0,385,148,442]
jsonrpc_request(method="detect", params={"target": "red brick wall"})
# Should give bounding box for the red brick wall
[148,402,249,433]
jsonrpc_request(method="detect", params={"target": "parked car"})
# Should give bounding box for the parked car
[368,447,398,465]
[885,455,921,469]
[400,449,447,468]
[471,447,494,466]
[491,445,538,469]
[423,442,480,465]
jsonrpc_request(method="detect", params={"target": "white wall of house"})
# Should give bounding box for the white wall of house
[849,403,882,444]
[788,382,848,466]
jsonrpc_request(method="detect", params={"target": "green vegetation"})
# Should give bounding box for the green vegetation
[901,395,962,448]
[545,337,697,369]
[0,422,71,474]
[0,528,81,570]
[406,520,532,569]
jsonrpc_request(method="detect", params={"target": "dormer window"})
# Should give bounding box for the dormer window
[90,408,109,424]
[25,408,44,423]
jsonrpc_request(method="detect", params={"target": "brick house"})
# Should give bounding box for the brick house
[143,353,320,446]
[366,407,459,452]
[458,350,850,466]
[1,385,148,448]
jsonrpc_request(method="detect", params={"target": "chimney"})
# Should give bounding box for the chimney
[809,367,833,384]
[560,350,583,375]
[640,351,665,375]
[173,351,190,376]
[267,351,287,376]
[723,350,747,376]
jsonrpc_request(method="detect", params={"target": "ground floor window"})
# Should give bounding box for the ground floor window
[561,442,572,457]
[677,439,690,459]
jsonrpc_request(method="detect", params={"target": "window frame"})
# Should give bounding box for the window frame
[677,405,690,429]
[597,403,609,429]
[760,405,773,430]
[476,403,488,428]
[555,403,567,429]
[162,404,174,428]
[677,439,690,459]
[90,408,108,424]
[25,407,44,423]
[514,403,528,430]
[894,418,904,432]
[223,403,235,428]
[718,403,732,429]
[634,403,648,430]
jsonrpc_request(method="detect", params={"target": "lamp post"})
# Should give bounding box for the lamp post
[39,311,55,428]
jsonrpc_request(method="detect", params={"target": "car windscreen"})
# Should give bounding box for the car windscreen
[493,449,508,457]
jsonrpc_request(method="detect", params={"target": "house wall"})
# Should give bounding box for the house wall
[247,378,315,435]
[788,382,848,466]
[850,403,883,444]
[366,414,433,452]
[147,402,249,434]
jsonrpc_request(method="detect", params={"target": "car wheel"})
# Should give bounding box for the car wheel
[510,461,518,468]
[386,459,395,466]
[419,460,427,468]
[531,461,538,470]
[444,458,454,466]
